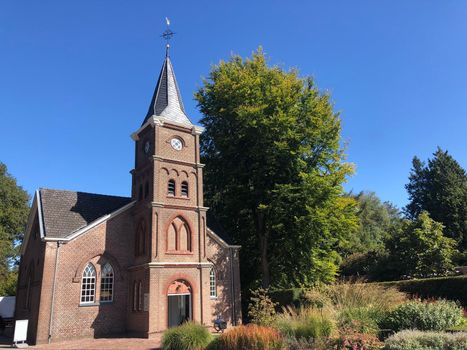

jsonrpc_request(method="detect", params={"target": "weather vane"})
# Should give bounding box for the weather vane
[161,17,175,56]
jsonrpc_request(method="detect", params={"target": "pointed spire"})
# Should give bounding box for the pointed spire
[141,18,191,126]
[142,55,192,126]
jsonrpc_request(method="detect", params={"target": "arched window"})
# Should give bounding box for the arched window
[168,179,176,196]
[210,268,217,298]
[138,184,143,200]
[181,181,189,197]
[167,216,191,252]
[135,220,146,256]
[138,281,143,311]
[81,263,96,304]
[100,263,114,302]
[25,263,34,309]
[133,281,138,311]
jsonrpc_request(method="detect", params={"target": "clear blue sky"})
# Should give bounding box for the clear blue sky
[1,1,466,209]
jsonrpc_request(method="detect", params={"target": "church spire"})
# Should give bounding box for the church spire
[142,19,192,127]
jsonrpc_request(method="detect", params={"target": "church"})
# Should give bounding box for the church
[14,44,242,344]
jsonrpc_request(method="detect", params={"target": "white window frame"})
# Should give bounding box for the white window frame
[80,263,96,304]
[210,268,217,298]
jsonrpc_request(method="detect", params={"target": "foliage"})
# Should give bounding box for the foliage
[386,211,456,279]
[161,322,212,350]
[273,306,335,340]
[339,250,400,281]
[248,288,278,326]
[405,148,467,250]
[383,330,467,350]
[0,270,18,296]
[378,276,467,307]
[381,300,463,332]
[0,162,29,295]
[274,282,405,336]
[285,337,331,350]
[335,330,383,350]
[324,282,405,335]
[196,48,357,289]
[208,324,284,350]
[345,191,401,255]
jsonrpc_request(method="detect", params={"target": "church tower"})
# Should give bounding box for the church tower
[128,45,211,336]
[15,29,241,345]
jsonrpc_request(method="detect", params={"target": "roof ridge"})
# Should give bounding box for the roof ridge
[39,187,131,200]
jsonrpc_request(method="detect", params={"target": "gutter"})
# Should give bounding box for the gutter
[229,248,236,326]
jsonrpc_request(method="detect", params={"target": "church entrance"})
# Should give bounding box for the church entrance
[167,280,192,327]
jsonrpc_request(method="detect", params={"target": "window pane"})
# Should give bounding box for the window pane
[100,263,114,302]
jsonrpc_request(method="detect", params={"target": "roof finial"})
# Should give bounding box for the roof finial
[161,17,175,57]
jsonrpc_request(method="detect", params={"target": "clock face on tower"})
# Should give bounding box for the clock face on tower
[170,138,183,151]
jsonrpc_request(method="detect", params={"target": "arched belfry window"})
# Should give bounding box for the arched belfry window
[168,179,176,196]
[81,263,96,304]
[210,268,217,298]
[167,216,191,252]
[138,184,143,201]
[100,263,114,302]
[135,220,146,256]
[181,181,189,197]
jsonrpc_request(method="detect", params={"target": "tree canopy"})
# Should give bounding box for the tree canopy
[0,162,29,295]
[386,211,456,278]
[346,191,401,254]
[405,148,467,250]
[195,49,357,289]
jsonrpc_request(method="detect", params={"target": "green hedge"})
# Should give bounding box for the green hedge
[269,276,467,308]
[377,276,467,307]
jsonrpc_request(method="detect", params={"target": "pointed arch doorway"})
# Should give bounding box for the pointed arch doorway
[167,280,192,327]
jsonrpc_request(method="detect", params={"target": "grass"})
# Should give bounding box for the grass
[161,322,212,350]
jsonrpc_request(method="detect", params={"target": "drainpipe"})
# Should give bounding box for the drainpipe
[48,241,61,343]
[229,248,236,326]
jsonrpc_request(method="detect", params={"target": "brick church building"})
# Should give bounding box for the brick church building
[15,47,242,344]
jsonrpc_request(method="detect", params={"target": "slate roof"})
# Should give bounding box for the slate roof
[37,188,236,246]
[38,188,132,239]
[142,56,192,126]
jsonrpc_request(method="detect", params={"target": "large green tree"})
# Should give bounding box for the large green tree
[346,191,401,254]
[0,162,29,295]
[195,49,358,289]
[386,211,456,278]
[405,148,467,250]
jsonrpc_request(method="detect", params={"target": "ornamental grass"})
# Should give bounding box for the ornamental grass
[208,324,284,350]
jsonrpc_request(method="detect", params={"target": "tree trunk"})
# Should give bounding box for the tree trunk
[255,210,270,288]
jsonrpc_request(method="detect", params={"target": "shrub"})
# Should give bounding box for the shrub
[274,306,335,340]
[378,276,467,307]
[285,337,331,350]
[248,288,278,326]
[383,330,467,350]
[325,281,405,334]
[210,324,284,350]
[325,281,406,312]
[382,300,463,332]
[161,322,212,350]
[335,330,383,350]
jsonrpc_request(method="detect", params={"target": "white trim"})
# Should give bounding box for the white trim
[43,201,135,242]
[130,115,204,141]
[36,190,45,239]
[206,228,241,249]
[168,293,191,296]
[147,262,213,267]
